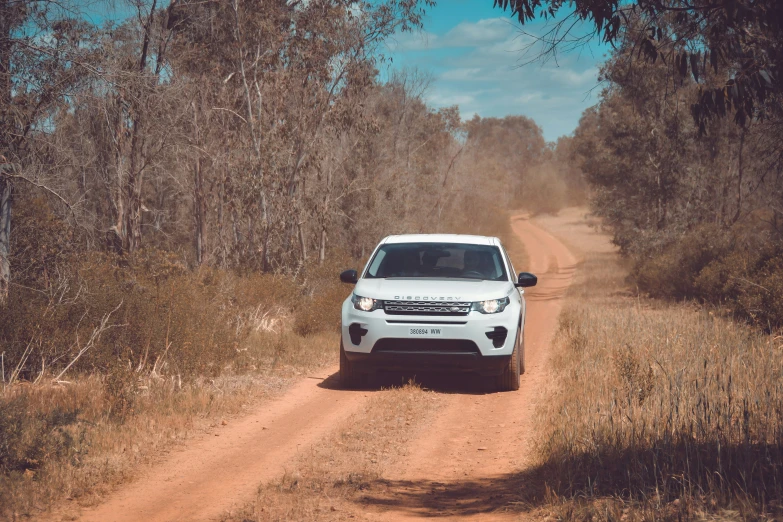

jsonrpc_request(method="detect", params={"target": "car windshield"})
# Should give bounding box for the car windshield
[364,243,508,281]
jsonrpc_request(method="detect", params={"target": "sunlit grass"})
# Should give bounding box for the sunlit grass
[532,216,783,520]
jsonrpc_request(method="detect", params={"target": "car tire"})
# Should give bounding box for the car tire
[496,333,521,392]
[339,337,364,389]
[519,327,526,375]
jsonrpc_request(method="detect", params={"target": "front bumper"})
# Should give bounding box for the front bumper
[343,349,511,376]
[341,300,520,375]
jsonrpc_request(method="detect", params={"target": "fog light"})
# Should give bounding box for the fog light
[349,323,368,345]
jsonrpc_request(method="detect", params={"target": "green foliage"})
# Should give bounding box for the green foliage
[571,23,783,331]
[493,0,783,127]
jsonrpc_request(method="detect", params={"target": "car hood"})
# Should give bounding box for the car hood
[354,278,514,302]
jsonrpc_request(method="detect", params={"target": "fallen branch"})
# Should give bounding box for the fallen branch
[53,301,125,382]
[9,336,37,386]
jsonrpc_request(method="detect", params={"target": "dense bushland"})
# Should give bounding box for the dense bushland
[568,30,783,329]
[495,1,783,330]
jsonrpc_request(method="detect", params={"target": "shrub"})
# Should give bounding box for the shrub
[0,248,311,383]
[631,224,731,299]
[293,255,354,337]
[629,224,783,329]
[0,393,80,475]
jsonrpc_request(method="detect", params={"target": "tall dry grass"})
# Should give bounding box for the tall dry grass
[531,212,783,520]
[0,329,339,520]
[0,253,350,520]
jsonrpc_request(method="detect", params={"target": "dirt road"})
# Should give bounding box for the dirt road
[362,214,578,520]
[73,213,579,521]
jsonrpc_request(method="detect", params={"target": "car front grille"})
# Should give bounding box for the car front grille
[372,338,480,354]
[383,300,471,316]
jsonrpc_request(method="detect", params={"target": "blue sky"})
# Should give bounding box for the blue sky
[383,1,610,141]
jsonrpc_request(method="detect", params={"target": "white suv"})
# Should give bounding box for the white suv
[338,234,537,391]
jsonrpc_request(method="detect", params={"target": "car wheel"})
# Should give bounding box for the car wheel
[519,328,526,375]
[339,337,365,389]
[496,333,521,392]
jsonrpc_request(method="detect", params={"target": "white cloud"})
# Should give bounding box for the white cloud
[388,18,515,52]
[543,67,599,88]
[426,92,475,106]
[440,68,482,81]
[439,18,513,47]
[386,15,604,139]
[517,92,543,104]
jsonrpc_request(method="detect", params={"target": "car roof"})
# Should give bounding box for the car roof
[381,234,500,246]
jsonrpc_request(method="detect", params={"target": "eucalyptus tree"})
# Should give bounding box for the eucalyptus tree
[169,0,434,271]
[0,0,99,306]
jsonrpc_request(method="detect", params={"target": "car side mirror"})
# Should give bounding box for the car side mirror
[516,272,537,288]
[340,269,358,284]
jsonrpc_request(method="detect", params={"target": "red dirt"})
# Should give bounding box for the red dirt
[74,376,369,522]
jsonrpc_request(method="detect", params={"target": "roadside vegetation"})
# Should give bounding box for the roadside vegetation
[563,16,783,331]
[491,1,783,512]
[527,213,783,521]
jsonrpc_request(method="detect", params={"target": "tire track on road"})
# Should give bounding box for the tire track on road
[74,373,367,522]
[362,213,578,520]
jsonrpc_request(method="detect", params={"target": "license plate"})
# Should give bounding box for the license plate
[409,327,443,337]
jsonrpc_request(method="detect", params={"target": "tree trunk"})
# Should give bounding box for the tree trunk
[732,129,746,225]
[298,221,307,262]
[124,165,144,253]
[192,102,207,265]
[0,0,13,306]
[319,226,326,265]
[122,0,158,254]
[0,176,11,307]
[194,157,206,265]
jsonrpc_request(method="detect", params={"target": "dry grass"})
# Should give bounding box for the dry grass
[0,329,339,521]
[529,213,783,521]
[223,381,440,522]
[0,244,355,521]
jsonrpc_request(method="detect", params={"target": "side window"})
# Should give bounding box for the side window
[366,249,387,277]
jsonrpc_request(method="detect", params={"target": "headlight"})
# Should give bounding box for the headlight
[352,294,383,312]
[472,296,510,314]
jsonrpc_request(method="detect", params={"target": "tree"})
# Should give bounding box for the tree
[168,0,434,271]
[569,24,783,309]
[0,0,97,305]
[493,0,783,128]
